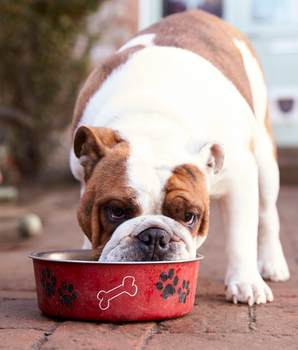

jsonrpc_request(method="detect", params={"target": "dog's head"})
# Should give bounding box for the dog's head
[74,125,224,262]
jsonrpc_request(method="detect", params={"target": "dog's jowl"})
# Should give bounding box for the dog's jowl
[70,10,290,305]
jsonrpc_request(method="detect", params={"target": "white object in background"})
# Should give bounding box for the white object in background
[18,213,42,238]
[268,86,298,125]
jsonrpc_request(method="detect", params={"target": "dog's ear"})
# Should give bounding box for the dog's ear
[74,126,119,181]
[195,141,225,176]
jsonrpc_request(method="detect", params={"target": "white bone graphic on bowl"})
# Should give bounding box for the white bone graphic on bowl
[97,276,138,310]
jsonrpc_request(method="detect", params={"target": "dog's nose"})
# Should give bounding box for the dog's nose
[138,228,170,247]
[137,228,171,261]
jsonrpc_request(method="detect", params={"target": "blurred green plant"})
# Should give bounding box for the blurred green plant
[0,0,104,179]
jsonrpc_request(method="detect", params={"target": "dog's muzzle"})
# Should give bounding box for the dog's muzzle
[99,215,196,262]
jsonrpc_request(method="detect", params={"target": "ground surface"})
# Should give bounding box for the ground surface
[0,184,297,350]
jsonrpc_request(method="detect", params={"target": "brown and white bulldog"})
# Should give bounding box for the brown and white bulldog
[70,10,290,306]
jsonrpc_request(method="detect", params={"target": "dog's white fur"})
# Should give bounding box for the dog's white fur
[70,35,290,305]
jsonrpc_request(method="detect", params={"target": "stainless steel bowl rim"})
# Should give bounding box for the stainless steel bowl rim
[29,249,204,264]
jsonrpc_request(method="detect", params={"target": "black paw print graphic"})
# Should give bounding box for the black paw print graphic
[58,282,77,307]
[178,280,190,303]
[156,268,178,299]
[41,267,56,297]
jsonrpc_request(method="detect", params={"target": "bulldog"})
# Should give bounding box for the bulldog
[70,10,290,306]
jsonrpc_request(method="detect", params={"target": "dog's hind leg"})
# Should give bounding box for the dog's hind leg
[234,38,289,283]
[256,109,290,282]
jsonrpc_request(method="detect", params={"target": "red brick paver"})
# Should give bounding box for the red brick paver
[42,321,155,350]
[0,184,297,349]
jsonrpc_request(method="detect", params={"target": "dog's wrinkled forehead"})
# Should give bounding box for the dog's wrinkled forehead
[121,121,197,215]
[125,152,209,221]
[126,162,172,215]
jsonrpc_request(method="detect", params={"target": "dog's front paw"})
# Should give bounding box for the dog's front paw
[225,272,273,306]
[258,240,290,282]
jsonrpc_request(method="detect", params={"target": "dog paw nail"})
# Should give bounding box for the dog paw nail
[266,293,273,302]
[247,296,253,306]
[256,295,261,305]
[232,295,237,304]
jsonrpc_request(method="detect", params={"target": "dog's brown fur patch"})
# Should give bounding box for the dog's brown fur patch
[140,9,255,114]
[162,164,210,238]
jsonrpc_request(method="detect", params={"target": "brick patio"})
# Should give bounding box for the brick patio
[0,184,297,349]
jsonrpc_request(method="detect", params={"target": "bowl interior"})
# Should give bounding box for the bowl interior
[29,249,204,264]
[30,249,93,261]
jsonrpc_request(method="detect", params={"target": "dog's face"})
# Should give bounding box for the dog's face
[74,125,224,262]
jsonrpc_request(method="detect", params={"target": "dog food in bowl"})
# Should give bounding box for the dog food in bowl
[29,250,203,322]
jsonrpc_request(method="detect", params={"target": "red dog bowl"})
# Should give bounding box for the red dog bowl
[29,250,203,322]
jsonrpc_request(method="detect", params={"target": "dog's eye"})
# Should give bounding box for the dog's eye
[110,206,125,220]
[184,213,196,226]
